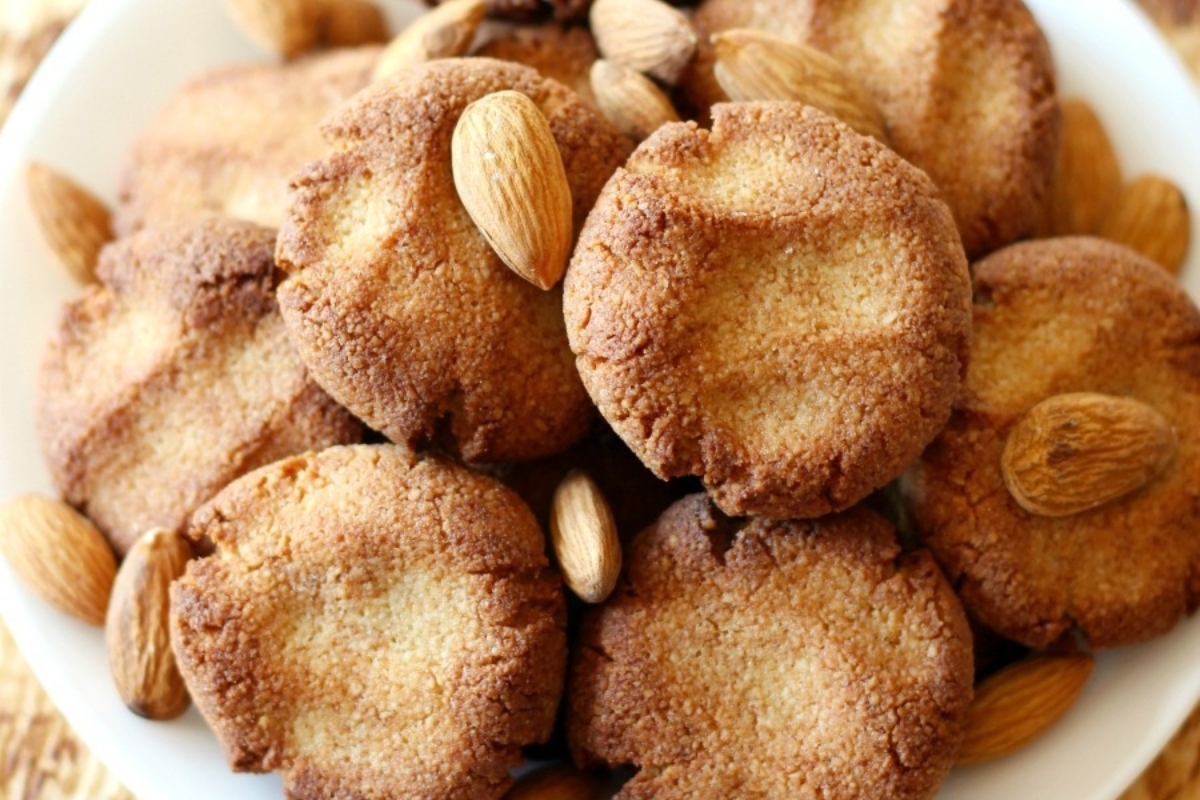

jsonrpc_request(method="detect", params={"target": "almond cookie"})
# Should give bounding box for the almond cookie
[564,102,971,519]
[115,46,378,235]
[568,494,974,799]
[276,58,631,463]
[171,445,565,799]
[36,219,361,556]
[475,23,599,105]
[904,237,1200,648]
[689,0,1059,258]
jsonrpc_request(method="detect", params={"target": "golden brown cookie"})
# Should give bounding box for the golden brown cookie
[171,444,565,799]
[904,237,1200,648]
[568,494,974,799]
[36,219,361,556]
[475,23,599,105]
[275,58,631,463]
[688,0,1059,258]
[564,102,971,519]
[115,46,378,235]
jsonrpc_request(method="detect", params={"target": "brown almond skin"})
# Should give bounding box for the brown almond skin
[1001,392,1178,518]
[710,29,888,143]
[1100,174,1191,274]
[589,0,698,86]
[590,59,680,143]
[25,161,112,285]
[451,90,574,290]
[549,470,622,603]
[959,653,1094,764]
[106,527,193,720]
[1035,98,1122,237]
[0,494,116,625]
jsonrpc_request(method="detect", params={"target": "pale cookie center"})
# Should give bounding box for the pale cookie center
[276,565,486,775]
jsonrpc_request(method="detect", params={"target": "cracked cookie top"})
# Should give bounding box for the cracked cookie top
[904,237,1200,648]
[567,494,973,799]
[116,47,379,235]
[275,58,631,463]
[171,444,566,799]
[687,0,1059,258]
[35,218,361,555]
[563,102,972,519]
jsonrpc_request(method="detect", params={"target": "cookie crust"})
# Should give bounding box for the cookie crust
[275,58,631,463]
[568,494,974,799]
[905,237,1200,648]
[171,445,566,799]
[116,47,378,235]
[689,0,1060,258]
[564,102,971,519]
[36,219,360,555]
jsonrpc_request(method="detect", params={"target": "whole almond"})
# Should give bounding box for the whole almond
[507,764,605,799]
[590,0,698,86]
[25,160,111,285]
[372,0,484,81]
[106,528,192,720]
[451,90,574,290]
[1035,98,1123,237]
[590,59,680,142]
[1099,174,1191,274]
[711,29,888,143]
[223,0,322,58]
[959,653,1094,764]
[550,470,622,604]
[317,0,389,47]
[0,494,116,626]
[1001,392,1177,517]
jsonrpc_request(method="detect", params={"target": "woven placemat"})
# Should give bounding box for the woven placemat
[2,1,1199,798]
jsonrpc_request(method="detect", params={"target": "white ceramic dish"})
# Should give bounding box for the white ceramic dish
[1,1,1198,798]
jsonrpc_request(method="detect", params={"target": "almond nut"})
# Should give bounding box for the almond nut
[711,29,888,143]
[451,90,574,290]
[25,160,112,285]
[589,58,680,142]
[550,470,622,604]
[959,653,1094,764]
[1034,97,1123,237]
[223,0,322,58]
[106,527,193,720]
[1099,173,1191,274]
[1001,392,1177,517]
[0,494,116,626]
[372,0,484,81]
[590,0,698,86]
[507,763,606,799]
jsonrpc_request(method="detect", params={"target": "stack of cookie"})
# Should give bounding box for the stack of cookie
[12,0,1197,798]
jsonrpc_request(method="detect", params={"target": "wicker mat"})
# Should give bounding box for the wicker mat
[2,1,1200,798]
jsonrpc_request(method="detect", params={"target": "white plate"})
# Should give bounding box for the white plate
[1,1,1198,798]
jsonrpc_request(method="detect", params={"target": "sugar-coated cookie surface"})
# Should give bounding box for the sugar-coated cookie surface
[276,58,632,463]
[689,0,1059,258]
[36,219,361,556]
[905,237,1200,648]
[568,494,974,799]
[564,102,971,519]
[115,47,378,235]
[171,444,566,800]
